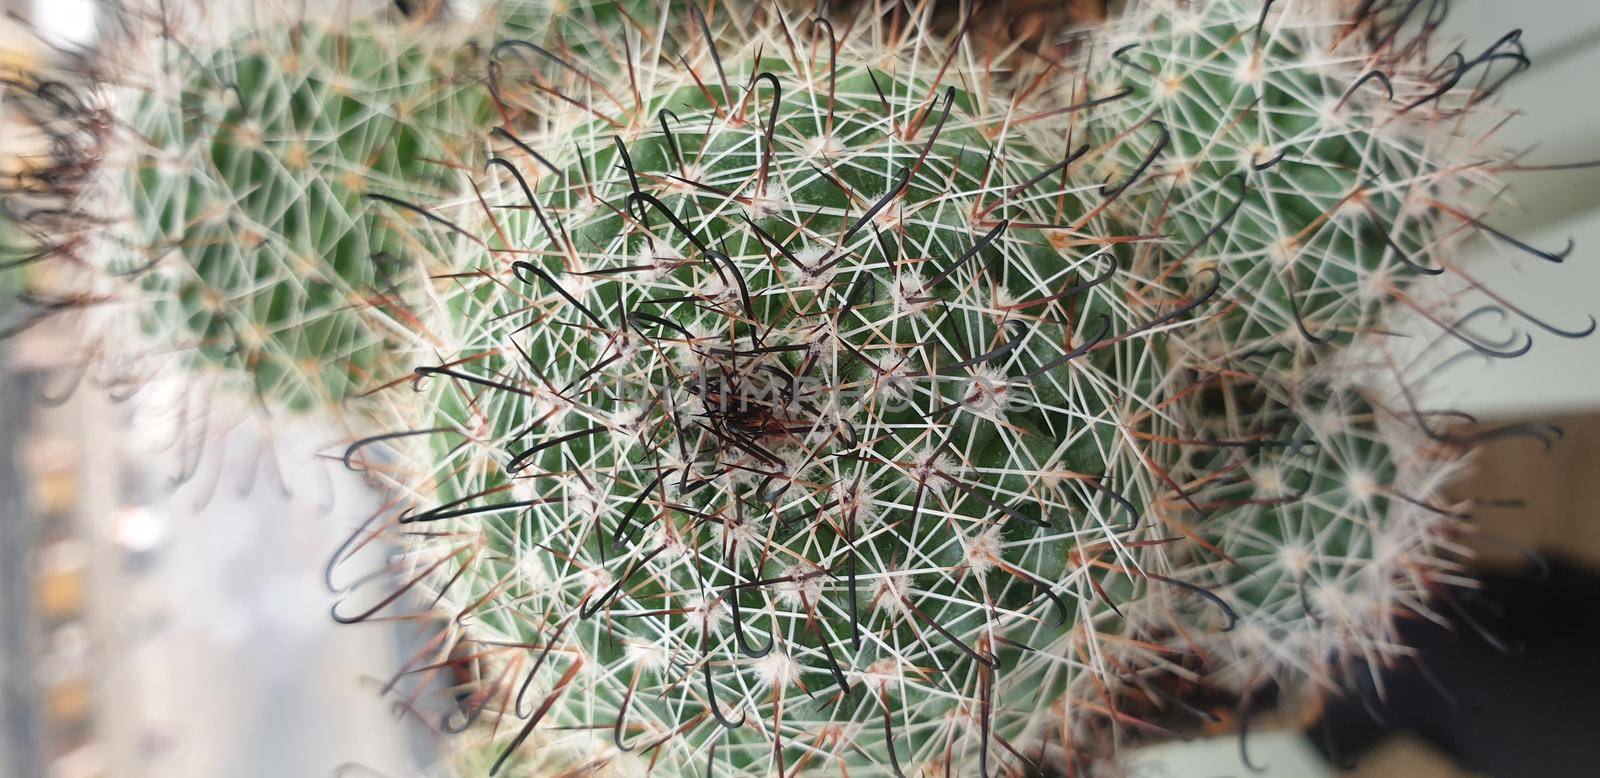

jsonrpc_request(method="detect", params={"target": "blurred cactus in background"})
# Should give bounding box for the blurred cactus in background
[3,0,1593,776]
[1070,0,1594,706]
[4,2,498,410]
[115,20,495,409]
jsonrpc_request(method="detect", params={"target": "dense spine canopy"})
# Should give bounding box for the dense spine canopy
[381,30,1209,774]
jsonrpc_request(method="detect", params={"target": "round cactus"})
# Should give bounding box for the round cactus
[116,16,497,409]
[353,11,1236,774]
[1,2,508,412]
[1095,5,1429,352]
[1059,0,1592,710]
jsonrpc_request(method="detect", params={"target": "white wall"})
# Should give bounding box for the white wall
[1436,1,1600,417]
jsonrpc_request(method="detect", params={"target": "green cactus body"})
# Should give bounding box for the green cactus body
[1175,376,1464,688]
[381,40,1213,774]
[479,0,693,135]
[119,20,494,409]
[1065,0,1567,696]
[1083,0,1461,361]
[485,0,668,54]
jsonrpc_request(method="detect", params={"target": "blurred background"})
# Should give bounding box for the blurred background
[2,1,1599,777]
[3,5,446,775]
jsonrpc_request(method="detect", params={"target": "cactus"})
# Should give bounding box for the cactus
[1060,0,1592,708]
[480,0,670,55]
[1,4,505,411]
[349,7,1235,775]
[123,15,503,409]
[1078,0,1512,358]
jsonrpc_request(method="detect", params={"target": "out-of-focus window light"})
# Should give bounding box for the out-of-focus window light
[30,0,96,49]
